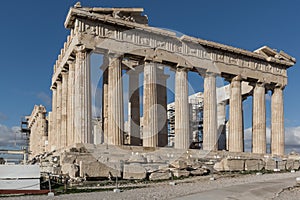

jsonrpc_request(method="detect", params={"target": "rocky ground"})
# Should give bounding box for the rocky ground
[1,171,300,200]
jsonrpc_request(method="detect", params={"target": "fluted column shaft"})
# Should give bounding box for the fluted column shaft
[50,88,57,151]
[107,55,124,145]
[271,86,284,155]
[217,102,226,150]
[102,65,109,144]
[61,72,68,148]
[143,62,158,147]
[128,70,141,145]
[56,80,62,149]
[67,60,75,146]
[157,67,169,147]
[203,73,218,151]
[252,83,266,154]
[175,68,190,149]
[74,47,91,144]
[229,76,244,152]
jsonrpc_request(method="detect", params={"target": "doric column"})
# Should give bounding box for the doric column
[56,80,62,149]
[107,54,124,145]
[252,82,266,154]
[157,67,169,147]
[217,102,226,150]
[49,86,57,151]
[175,68,190,149]
[67,60,75,146]
[74,46,92,144]
[229,75,244,152]
[203,72,218,151]
[61,72,68,148]
[101,61,109,144]
[271,85,285,155]
[143,62,158,147]
[128,69,141,146]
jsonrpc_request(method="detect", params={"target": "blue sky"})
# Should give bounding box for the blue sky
[0,1,299,152]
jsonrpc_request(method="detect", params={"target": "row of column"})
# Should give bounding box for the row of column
[100,56,285,155]
[49,47,91,151]
[202,73,284,155]
[49,50,285,156]
[102,59,169,147]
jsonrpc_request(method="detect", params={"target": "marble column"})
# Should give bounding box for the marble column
[203,72,218,151]
[107,54,124,145]
[252,82,266,154]
[229,75,244,152]
[50,87,57,151]
[143,62,158,147]
[56,80,62,149]
[128,69,141,146]
[157,67,169,147]
[175,68,190,149]
[61,72,68,148]
[271,85,285,155]
[67,60,75,146]
[102,65,109,144]
[217,102,226,150]
[74,46,92,144]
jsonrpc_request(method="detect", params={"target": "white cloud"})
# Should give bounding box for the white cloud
[0,124,27,149]
[285,126,300,153]
[243,126,300,153]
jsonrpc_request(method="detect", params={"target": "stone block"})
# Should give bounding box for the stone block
[79,161,121,178]
[60,153,77,165]
[265,159,276,170]
[76,154,98,164]
[190,168,208,176]
[191,162,202,170]
[265,159,286,170]
[53,166,61,174]
[123,164,147,180]
[214,158,244,171]
[61,163,79,178]
[245,159,265,171]
[169,160,188,169]
[286,159,294,170]
[214,158,245,171]
[293,160,300,170]
[213,161,224,171]
[127,154,147,163]
[171,169,190,178]
[224,159,245,171]
[146,155,165,163]
[142,164,160,173]
[149,171,170,181]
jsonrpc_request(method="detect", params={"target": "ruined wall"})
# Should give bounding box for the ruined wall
[27,105,48,158]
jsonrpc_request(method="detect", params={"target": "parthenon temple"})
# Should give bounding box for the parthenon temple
[26,3,296,159]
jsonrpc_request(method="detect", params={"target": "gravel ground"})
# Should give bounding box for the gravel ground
[1,172,300,200]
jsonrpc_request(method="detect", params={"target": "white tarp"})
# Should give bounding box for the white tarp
[0,165,40,190]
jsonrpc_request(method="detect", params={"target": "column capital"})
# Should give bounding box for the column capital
[107,52,123,67]
[273,83,285,90]
[231,74,243,82]
[176,66,190,72]
[249,81,266,88]
[67,59,75,65]
[204,71,217,78]
[74,45,88,53]
[51,84,57,90]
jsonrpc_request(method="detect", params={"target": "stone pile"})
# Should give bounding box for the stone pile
[31,144,300,181]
